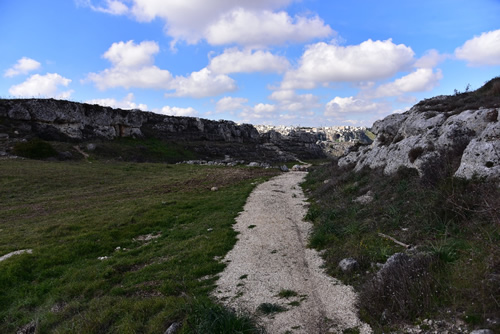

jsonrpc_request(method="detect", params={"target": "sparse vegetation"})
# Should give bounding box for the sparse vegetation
[0,159,279,333]
[302,158,500,332]
[277,289,298,298]
[13,138,57,159]
[256,303,287,315]
[90,137,198,163]
[417,76,500,114]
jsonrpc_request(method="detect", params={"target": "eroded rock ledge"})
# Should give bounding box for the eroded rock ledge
[0,98,326,162]
[339,87,500,181]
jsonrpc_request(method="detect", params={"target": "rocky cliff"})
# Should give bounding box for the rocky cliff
[338,77,500,181]
[0,98,325,162]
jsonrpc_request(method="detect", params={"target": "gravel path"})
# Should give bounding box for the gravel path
[214,171,372,334]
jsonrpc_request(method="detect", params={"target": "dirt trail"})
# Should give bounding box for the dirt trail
[214,171,372,334]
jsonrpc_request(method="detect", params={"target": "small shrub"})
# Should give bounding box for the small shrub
[486,109,498,122]
[377,134,391,146]
[186,298,263,333]
[13,138,57,159]
[359,254,440,323]
[277,289,298,298]
[408,147,424,163]
[256,303,287,315]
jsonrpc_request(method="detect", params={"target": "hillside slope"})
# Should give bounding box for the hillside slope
[303,78,500,333]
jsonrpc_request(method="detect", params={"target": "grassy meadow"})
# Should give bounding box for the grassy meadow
[0,159,278,333]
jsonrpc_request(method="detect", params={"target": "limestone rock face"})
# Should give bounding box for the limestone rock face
[0,99,260,143]
[0,98,326,162]
[339,94,500,181]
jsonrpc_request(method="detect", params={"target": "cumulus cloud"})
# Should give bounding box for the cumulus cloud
[87,40,236,97]
[282,39,415,89]
[209,48,289,74]
[269,89,320,112]
[414,49,448,68]
[9,73,73,98]
[166,68,236,98]
[86,40,173,90]
[4,57,41,77]
[455,29,500,66]
[253,103,276,114]
[155,105,198,117]
[365,68,443,98]
[238,102,279,123]
[215,96,249,112]
[325,96,389,117]
[85,0,331,47]
[85,93,148,110]
[103,40,158,68]
[204,9,333,47]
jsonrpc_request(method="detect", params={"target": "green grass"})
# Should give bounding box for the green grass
[302,162,500,332]
[256,303,287,315]
[0,159,279,333]
[277,289,298,299]
[91,137,198,163]
[13,138,58,159]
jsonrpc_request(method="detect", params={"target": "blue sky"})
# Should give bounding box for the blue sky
[1,0,499,127]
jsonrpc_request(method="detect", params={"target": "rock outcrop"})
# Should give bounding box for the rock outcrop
[0,98,260,143]
[0,98,325,162]
[339,78,500,181]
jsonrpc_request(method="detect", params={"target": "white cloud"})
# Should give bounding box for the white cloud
[155,106,198,117]
[204,9,333,47]
[269,89,320,112]
[87,40,236,97]
[414,49,448,69]
[238,102,278,123]
[103,40,158,68]
[253,103,276,114]
[88,66,173,90]
[366,68,443,98]
[455,29,500,66]
[9,73,73,98]
[209,48,289,74]
[4,57,41,77]
[85,93,148,110]
[166,68,236,98]
[282,39,415,89]
[86,40,173,90]
[325,96,389,117]
[87,0,129,15]
[215,96,249,112]
[87,0,331,47]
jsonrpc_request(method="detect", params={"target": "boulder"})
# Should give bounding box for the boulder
[339,258,359,272]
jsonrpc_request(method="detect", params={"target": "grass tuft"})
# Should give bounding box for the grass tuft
[277,289,298,299]
[256,303,287,315]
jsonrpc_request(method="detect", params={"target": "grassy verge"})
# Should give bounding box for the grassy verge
[0,159,279,333]
[90,137,199,163]
[302,161,500,332]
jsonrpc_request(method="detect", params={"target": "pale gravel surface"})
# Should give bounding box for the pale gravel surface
[214,171,372,334]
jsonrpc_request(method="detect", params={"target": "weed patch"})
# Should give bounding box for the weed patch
[277,289,298,298]
[13,138,57,159]
[257,303,287,315]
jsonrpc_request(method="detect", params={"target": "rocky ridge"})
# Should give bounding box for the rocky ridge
[0,98,325,162]
[338,78,500,181]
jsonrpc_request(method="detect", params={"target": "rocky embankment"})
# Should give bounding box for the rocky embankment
[0,98,325,162]
[339,79,500,181]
